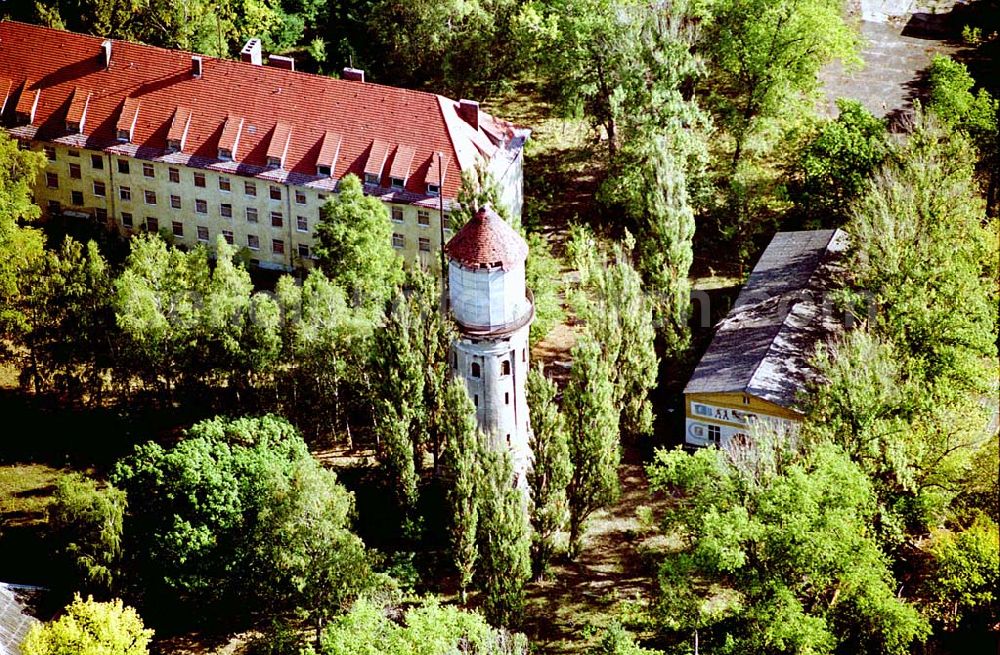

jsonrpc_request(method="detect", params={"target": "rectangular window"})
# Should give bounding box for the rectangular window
[46,172,59,189]
[169,167,180,183]
[194,172,206,188]
[297,244,311,258]
[44,146,56,161]
[269,185,282,201]
[392,233,404,249]
[390,177,404,190]
[364,172,379,185]
[272,239,285,254]
[708,424,721,446]
[47,200,61,214]
[146,217,158,232]
[219,176,231,192]
[172,221,183,237]
[222,229,234,245]
[69,163,81,179]
[144,190,157,205]
[247,234,260,250]
[296,215,308,232]
[417,210,430,227]
[68,149,79,157]
[170,195,181,209]
[244,181,256,197]
[418,237,431,252]
[142,163,154,178]
[93,181,106,197]
[246,207,258,223]
[121,212,133,227]
[197,226,209,242]
[220,203,233,219]
[427,183,440,195]
[90,154,103,170]
[391,207,403,223]
[119,185,131,201]
[195,199,207,214]
[95,208,107,221]
[71,190,84,206]
[270,211,283,228]
[117,159,130,174]
[295,190,306,205]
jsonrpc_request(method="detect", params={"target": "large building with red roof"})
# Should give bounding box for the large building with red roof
[0,21,529,268]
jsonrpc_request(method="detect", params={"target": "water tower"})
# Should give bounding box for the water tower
[444,206,534,481]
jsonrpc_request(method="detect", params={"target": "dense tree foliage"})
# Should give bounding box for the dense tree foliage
[441,377,481,603]
[21,595,153,655]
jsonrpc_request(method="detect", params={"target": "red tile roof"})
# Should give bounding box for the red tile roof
[116,96,140,139]
[166,106,192,149]
[0,78,14,114]
[14,81,39,123]
[0,20,527,199]
[363,139,390,179]
[316,130,341,171]
[217,113,244,157]
[445,205,528,271]
[267,121,292,166]
[65,87,91,130]
[388,144,415,181]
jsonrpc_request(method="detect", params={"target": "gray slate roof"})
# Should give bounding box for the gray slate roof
[685,229,849,410]
[0,584,41,655]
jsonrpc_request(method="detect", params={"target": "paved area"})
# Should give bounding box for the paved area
[819,0,967,121]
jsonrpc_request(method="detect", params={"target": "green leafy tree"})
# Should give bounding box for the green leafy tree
[647,437,930,655]
[476,447,532,627]
[791,99,891,224]
[440,377,481,603]
[314,174,403,312]
[588,621,662,655]
[21,594,153,655]
[48,474,126,597]
[525,233,564,346]
[564,337,621,557]
[526,365,572,576]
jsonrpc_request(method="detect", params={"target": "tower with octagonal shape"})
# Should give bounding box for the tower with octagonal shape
[445,205,534,480]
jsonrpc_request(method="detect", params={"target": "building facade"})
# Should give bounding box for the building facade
[445,206,534,481]
[684,229,848,448]
[0,21,529,270]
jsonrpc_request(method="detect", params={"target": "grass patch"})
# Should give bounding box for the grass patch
[0,463,63,528]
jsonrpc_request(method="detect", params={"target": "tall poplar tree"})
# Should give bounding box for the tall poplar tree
[441,377,481,603]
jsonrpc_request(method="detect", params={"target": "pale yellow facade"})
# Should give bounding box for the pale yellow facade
[25,140,452,270]
[684,391,802,447]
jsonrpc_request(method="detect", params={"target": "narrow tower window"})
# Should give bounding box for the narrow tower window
[471,362,481,378]
[501,360,511,376]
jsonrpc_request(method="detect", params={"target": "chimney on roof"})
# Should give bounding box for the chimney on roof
[342,67,364,83]
[240,39,262,66]
[191,55,203,78]
[458,99,479,131]
[100,39,112,69]
[269,55,295,71]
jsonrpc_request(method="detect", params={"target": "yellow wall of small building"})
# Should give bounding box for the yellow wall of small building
[25,140,452,270]
[684,391,804,426]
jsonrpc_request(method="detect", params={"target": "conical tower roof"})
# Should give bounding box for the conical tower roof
[445,205,528,271]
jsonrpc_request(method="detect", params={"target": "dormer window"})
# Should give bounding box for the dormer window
[427,183,440,196]
[116,129,130,142]
[66,120,81,133]
[266,156,281,168]
[166,138,181,153]
[218,147,232,161]
[317,164,332,177]
[364,172,379,185]
[390,177,404,190]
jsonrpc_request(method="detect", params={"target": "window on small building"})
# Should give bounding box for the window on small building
[222,229,234,245]
[121,212,133,228]
[68,149,79,157]
[194,172,206,188]
[197,226,209,242]
[46,172,58,189]
[169,167,180,183]
[501,360,511,376]
[270,211,283,228]
[220,203,233,219]
[417,210,430,226]
[170,195,181,209]
[93,181,106,197]
[117,159,130,174]
[298,244,311,259]
[471,362,481,378]
[269,185,281,200]
[90,154,103,170]
[244,181,256,197]
[71,190,83,206]
[246,207,258,223]
[172,221,183,237]
[742,395,751,405]
[144,190,157,205]
[272,239,285,255]
[247,234,260,250]
[392,233,404,249]
[195,199,207,214]
[390,177,404,190]
[219,176,231,192]
[364,172,379,185]
[69,163,81,179]
[296,216,308,232]
[44,146,56,161]
[146,217,159,232]
[427,183,440,195]
[142,163,154,178]
[418,237,431,252]
[295,190,306,205]
[708,424,721,446]
[391,207,404,223]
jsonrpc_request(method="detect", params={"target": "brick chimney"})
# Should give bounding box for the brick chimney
[342,67,364,83]
[269,55,295,71]
[240,39,262,66]
[458,99,479,131]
